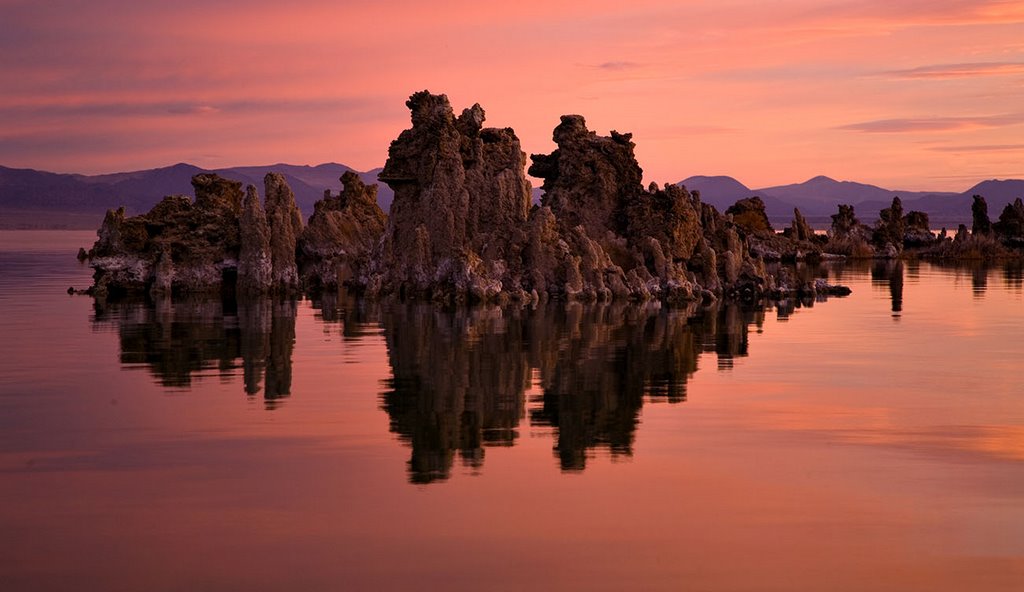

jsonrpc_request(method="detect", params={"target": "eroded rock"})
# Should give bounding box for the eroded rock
[298,171,387,289]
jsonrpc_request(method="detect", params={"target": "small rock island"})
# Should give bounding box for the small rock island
[78,91,1024,303]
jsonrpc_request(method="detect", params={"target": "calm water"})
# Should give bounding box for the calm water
[1,230,1022,591]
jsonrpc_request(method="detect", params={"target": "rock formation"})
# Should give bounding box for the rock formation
[529,114,644,238]
[726,197,773,237]
[787,208,815,243]
[264,172,304,292]
[238,185,272,292]
[823,204,873,258]
[873,197,906,256]
[972,195,992,236]
[902,210,935,248]
[297,171,387,289]
[361,91,851,303]
[993,198,1024,247]
[371,91,532,301]
[81,91,862,303]
[83,173,302,297]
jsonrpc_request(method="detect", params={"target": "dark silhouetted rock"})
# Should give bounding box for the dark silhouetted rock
[873,197,905,255]
[789,208,815,242]
[824,204,874,258]
[902,210,935,248]
[972,195,992,236]
[993,198,1024,247]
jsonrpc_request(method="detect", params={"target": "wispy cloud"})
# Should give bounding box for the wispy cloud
[839,113,1024,133]
[928,143,1024,152]
[593,61,641,70]
[0,97,387,119]
[882,62,1024,79]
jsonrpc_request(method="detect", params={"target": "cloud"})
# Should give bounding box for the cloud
[0,97,389,119]
[838,113,1024,133]
[882,62,1024,79]
[593,61,641,70]
[927,143,1024,152]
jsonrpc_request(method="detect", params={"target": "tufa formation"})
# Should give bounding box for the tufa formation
[79,90,1024,301]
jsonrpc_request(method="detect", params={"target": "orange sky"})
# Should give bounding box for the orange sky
[2,0,1023,190]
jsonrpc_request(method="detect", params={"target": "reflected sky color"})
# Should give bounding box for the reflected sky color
[0,231,1022,591]
[2,1,1024,189]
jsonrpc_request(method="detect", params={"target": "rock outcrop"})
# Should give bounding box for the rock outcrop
[726,197,773,238]
[297,171,387,289]
[529,115,644,238]
[993,198,1024,247]
[238,185,272,292]
[823,204,874,258]
[264,172,304,292]
[81,91,861,303]
[902,210,935,248]
[83,173,303,297]
[371,91,532,301]
[873,197,906,256]
[972,195,992,237]
[364,91,849,303]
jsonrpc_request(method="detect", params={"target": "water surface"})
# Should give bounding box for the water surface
[1,231,1022,591]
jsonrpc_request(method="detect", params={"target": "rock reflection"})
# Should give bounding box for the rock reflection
[92,291,832,483]
[92,294,296,409]
[379,305,530,483]
[870,260,904,316]
[377,300,773,482]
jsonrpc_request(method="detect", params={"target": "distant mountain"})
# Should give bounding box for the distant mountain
[678,175,802,220]
[679,175,753,203]
[3,161,1021,230]
[675,173,1019,227]
[0,162,395,229]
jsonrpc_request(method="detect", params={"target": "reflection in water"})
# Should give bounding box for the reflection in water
[93,295,296,409]
[100,257,1023,484]
[870,260,904,317]
[94,290,799,483]
[88,256,1024,484]
[378,301,767,481]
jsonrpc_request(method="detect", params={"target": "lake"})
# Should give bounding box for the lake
[1,230,1022,591]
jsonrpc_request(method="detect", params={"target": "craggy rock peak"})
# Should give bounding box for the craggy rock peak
[83,173,301,297]
[994,198,1024,247]
[264,172,304,291]
[528,114,644,238]
[972,195,992,236]
[368,92,848,303]
[372,91,532,301]
[298,171,387,289]
[873,196,906,256]
[726,197,773,238]
[238,185,272,292]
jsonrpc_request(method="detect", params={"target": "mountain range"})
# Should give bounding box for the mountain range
[0,162,394,229]
[1,162,1021,229]
[679,175,1024,227]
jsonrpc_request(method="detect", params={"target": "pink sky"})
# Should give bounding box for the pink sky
[2,0,1023,190]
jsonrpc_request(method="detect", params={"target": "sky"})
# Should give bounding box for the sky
[1,0,1023,191]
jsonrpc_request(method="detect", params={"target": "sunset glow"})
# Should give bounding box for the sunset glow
[2,0,1023,190]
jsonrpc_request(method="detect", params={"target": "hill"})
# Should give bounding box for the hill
[676,174,1018,227]
[0,163,394,229]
